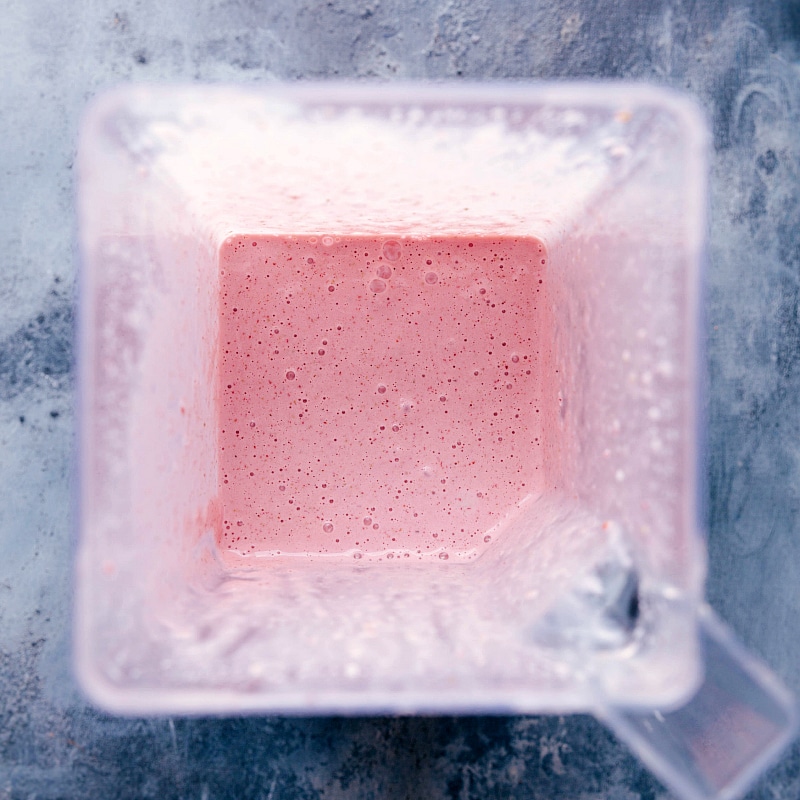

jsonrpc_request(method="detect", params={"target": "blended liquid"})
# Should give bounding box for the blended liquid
[218,236,547,561]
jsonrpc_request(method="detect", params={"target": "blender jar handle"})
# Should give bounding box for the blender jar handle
[598,604,797,800]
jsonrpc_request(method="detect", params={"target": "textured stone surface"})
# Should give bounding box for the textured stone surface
[1,0,799,797]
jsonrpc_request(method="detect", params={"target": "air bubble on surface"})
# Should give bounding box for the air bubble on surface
[382,240,402,262]
[369,278,387,293]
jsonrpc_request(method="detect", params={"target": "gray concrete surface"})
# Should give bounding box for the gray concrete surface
[1,0,799,797]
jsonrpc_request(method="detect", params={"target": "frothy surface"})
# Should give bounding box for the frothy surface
[218,236,548,560]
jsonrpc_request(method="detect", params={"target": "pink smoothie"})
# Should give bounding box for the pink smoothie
[218,236,548,561]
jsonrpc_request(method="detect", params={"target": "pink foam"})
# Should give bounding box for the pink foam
[218,235,549,560]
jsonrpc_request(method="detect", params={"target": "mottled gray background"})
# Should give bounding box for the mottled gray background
[1,0,799,798]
